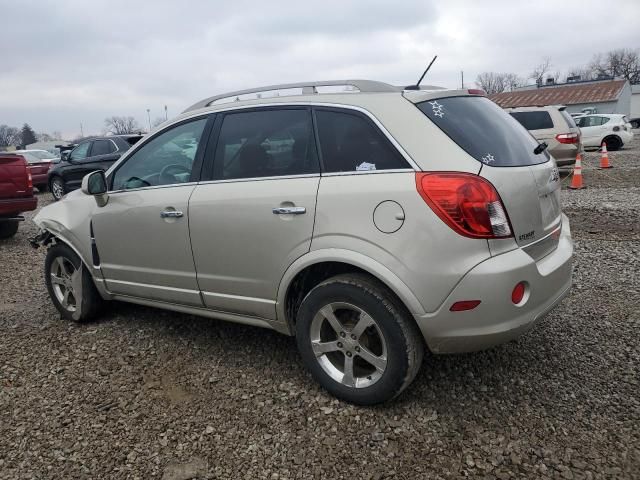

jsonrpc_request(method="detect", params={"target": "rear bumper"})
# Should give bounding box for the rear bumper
[414,213,573,354]
[549,144,579,166]
[0,196,38,216]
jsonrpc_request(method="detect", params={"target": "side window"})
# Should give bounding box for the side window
[91,140,116,156]
[584,116,603,127]
[112,118,207,190]
[69,142,91,161]
[600,116,610,125]
[315,110,409,173]
[213,109,318,180]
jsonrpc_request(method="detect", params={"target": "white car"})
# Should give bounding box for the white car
[574,114,634,150]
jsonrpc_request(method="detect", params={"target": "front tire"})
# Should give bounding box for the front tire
[296,274,424,405]
[50,176,65,201]
[0,222,19,239]
[45,243,103,322]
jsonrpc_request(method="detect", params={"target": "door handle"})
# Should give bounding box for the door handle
[160,210,184,218]
[272,206,306,215]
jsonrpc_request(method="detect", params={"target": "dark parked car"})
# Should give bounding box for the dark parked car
[48,135,142,200]
[0,153,37,238]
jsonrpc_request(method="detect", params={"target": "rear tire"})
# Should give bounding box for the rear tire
[604,136,622,151]
[50,176,65,201]
[45,243,103,322]
[0,222,19,239]
[296,273,424,405]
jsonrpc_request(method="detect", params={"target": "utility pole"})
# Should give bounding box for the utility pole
[146,109,151,131]
[461,71,464,89]
[80,122,84,137]
[164,105,168,121]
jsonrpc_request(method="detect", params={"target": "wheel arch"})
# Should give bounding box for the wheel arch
[34,225,111,300]
[277,249,426,334]
[602,134,622,148]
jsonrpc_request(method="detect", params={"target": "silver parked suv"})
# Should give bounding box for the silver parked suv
[33,80,573,404]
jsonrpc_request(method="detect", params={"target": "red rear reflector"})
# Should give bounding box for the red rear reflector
[415,172,513,239]
[450,300,481,312]
[512,282,526,304]
[467,89,486,96]
[555,132,579,144]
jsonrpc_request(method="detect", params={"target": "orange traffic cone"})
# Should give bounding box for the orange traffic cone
[568,152,585,189]
[599,142,612,169]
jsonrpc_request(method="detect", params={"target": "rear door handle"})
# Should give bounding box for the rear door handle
[272,206,306,215]
[160,210,184,218]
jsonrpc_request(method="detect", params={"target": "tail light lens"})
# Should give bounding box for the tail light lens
[20,158,33,189]
[415,172,513,239]
[556,132,579,144]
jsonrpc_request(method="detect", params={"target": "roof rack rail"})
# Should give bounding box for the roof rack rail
[183,79,400,112]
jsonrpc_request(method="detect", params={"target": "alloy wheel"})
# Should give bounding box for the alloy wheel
[50,256,79,312]
[51,178,64,200]
[309,302,388,388]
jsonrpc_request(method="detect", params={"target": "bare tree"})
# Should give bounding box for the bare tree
[104,116,141,135]
[475,72,506,94]
[0,125,21,147]
[476,72,524,94]
[530,57,552,86]
[564,65,596,82]
[590,48,640,83]
[503,73,525,91]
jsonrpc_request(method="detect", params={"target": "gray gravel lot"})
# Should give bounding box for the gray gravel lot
[1,135,639,479]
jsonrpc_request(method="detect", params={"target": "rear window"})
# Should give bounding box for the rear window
[509,111,554,130]
[417,96,549,167]
[559,110,577,128]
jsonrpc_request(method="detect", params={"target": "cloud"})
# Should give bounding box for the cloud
[0,0,638,138]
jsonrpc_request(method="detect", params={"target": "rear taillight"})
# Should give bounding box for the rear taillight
[556,132,579,144]
[415,172,513,239]
[20,158,33,189]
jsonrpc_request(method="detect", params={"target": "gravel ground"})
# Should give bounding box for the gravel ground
[1,135,639,479]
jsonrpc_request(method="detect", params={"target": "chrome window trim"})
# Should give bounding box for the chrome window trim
[320,169,414,177]
[108,182,198,195]
[197,173,319,186]
[106,101,420,191]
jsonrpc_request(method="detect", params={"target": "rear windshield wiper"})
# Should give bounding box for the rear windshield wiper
[533,142,548,155]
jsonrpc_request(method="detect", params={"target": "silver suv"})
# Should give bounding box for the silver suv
[506,105,581,166]
[33,80,573,405]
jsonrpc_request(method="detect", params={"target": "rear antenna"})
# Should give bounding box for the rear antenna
[405,55,438,90]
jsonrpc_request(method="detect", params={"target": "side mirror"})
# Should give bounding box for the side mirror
[81,170,109,207]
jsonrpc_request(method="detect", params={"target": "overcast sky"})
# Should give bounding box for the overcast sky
[1,0,639,139]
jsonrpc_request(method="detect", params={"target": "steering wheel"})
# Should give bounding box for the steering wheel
[159,164,191,185]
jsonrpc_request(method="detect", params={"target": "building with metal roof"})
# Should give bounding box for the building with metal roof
[489,78,632,116]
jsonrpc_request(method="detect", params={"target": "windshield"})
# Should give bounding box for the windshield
[417,96,549,167]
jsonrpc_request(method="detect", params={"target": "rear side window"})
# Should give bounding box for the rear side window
[91,140,116,156]
[417,96,548,167]
[213,109,319,180]
[314,109,409,173]
[509,111,554,130]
